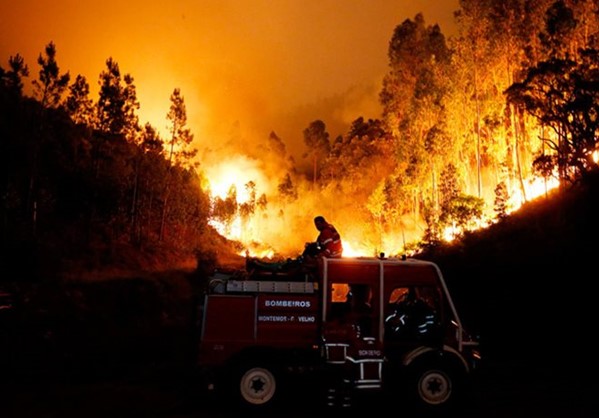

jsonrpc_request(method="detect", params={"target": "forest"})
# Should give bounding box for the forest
[1,0,598,279]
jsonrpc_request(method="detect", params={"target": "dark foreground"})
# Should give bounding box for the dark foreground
[2,255,599,418]
[2,296,598,418]
[2,357,598,418]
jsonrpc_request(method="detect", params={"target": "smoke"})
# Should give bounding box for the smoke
[0,0,460,258]
[199,126,427,259]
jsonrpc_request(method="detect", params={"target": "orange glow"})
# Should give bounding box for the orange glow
[507,176,560,214]
[204,155,268,203]
[204,170,561,258]
[439,175,561,243]
[4,1,571,261]
[342,242,368,258]
[0,1,459,152]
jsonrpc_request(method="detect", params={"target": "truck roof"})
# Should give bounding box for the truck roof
[321,256,444,287]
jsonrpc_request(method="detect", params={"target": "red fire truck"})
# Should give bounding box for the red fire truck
[197,256,481,411]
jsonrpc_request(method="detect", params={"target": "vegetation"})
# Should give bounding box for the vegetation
[416,168,599,371]
[1,0,598,280]
[0,51,217,279]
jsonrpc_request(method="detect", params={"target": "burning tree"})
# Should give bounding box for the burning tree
[506,49,599,183]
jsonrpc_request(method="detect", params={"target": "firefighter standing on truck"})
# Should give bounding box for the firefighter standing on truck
[312,215,343,258]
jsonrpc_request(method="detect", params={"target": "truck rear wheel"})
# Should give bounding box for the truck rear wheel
[236,364,278,408]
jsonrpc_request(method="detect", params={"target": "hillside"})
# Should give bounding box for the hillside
[3,169,598,383]
[416,169,599,377]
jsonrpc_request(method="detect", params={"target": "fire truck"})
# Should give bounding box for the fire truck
[197,255,481,411]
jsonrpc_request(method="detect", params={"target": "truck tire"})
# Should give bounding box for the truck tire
[408,359,464,413]
[415,366,453,405]
[235,364,279,409]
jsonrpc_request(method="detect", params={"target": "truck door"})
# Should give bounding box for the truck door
[326,282,376,339]
[322,259,382,342]
[320,259,385,393]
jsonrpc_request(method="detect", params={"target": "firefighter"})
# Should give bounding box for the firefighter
[311,215,343,258]
[300,216,343,274]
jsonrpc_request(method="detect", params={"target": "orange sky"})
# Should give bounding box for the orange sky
[0,0,458,160]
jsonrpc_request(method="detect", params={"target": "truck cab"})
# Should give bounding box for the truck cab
[198,256,480,411]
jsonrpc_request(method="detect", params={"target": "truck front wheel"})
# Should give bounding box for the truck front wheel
[236,364,278,408]
[416,367,453,406]
[408,360,464,413]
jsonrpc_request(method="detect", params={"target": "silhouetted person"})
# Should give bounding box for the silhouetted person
[303,215,343,259]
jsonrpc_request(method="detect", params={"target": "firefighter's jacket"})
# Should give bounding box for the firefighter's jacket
[317,223,343,258]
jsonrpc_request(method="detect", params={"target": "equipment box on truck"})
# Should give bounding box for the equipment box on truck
[197,256,481,411]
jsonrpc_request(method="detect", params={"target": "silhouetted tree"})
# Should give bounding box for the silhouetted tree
[122,73,140,144]
[494,181,509,220]
[166,88,196,168]
[303,119,330,188]
[440,194,485,236]
[239,181,256,220]
[323,117,395,201]
[211,185,238,236]
[0,54,29,246]
[277,173,298,201]
[27,42,70,234]
[160,88,197,241]
[134,123,166,246]
[506,49,599,182]
[439,163,460,213]
[96,57,126,135]
[0,54,29,99]
[32,41,70,109]
[65,74,95,126]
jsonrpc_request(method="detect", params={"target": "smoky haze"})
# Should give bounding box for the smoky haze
[0,0,459,257]
[0,0,458,161]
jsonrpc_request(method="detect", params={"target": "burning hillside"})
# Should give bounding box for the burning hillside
[200,144,562,261]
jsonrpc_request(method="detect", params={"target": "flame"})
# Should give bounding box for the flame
[440,175,560,242]
[507,176,560,213]
[341,241,367,258]
[205,155,272,246]
[203,154,561,260]
[204,155,268,203]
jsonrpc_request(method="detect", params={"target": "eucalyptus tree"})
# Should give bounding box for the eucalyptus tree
[277,172,298,202]
[324,117,394,190]
[539,0,579,59]
[506,48,599,183]
[506,0,599,184]
[453,1,499,198]
[484,1,527,195]
[239,181,257,221]
[258,130,296,179]
[493,181,509,220]
[380,13,452,222]
[302,119,330,188]
[211,185,238,235]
